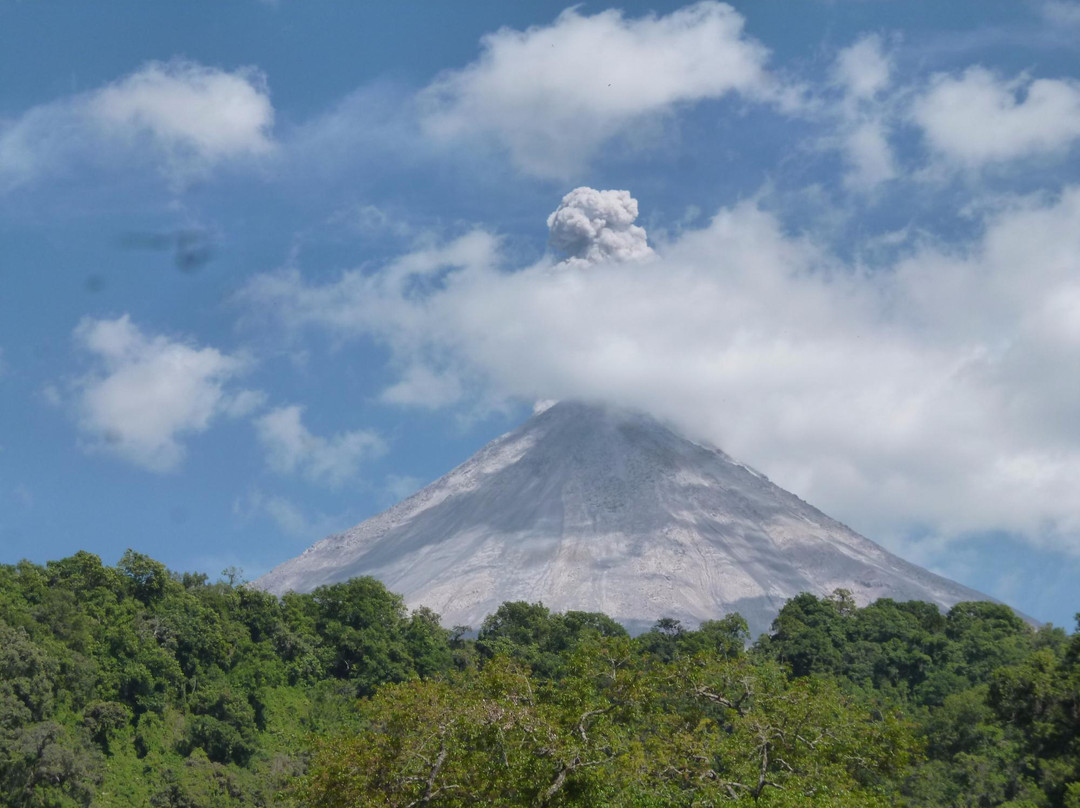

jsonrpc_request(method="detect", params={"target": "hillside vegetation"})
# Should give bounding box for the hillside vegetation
[1,551,1077,807]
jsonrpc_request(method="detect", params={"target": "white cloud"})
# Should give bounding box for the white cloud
[831,35,896,191]
[239,228,501,387]
[833,34,891,101]
[0,60,274,189]
[912,67,1080,167]
[72,315,259,472]
[91,61,274,163]
[255,405,385,486]
[420,2,772,177]
[842,120,896,190]
[0,103,65,191]
[223,389,268,418]
[242,186,1080,556]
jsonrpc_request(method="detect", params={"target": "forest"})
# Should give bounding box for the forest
[1,550,1077,807]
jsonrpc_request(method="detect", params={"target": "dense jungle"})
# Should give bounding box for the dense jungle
[1,551,1077,807]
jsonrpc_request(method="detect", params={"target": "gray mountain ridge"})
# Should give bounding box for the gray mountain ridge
[255,401,999,637]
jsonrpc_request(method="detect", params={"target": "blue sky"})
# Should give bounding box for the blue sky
[2,1,1079,627]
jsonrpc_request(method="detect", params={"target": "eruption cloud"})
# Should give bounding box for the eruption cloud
[547,187,653,267]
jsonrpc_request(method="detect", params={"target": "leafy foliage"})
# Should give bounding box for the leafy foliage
[0,553,1076,807]
[0,552,454,807]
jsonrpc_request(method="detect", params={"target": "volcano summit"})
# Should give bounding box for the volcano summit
[256,401,994,636]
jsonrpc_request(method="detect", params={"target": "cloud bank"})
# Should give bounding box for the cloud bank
[420,2,772,177]
[243,186,1080,555]
[73,316,261,472]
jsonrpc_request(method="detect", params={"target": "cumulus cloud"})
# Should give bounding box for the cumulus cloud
[255,405,385,486]
[91,61,274,162]
[0,60,274,189]
[833,34,891,101]
[242,186,1080,557]
[912,67,1080,167]
[72,316,260,472]
[420,2,772,177]
[547,187,653,266]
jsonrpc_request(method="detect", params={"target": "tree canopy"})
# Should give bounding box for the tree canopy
[0,552,1076,807]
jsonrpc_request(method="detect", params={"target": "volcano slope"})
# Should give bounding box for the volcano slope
[256,401,995,637]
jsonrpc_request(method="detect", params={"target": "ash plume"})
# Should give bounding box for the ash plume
[547,187,653,267]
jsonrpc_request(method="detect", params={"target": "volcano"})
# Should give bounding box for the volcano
[256,401,994,636]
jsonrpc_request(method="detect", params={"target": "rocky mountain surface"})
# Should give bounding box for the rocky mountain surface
[256,401,995,636]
